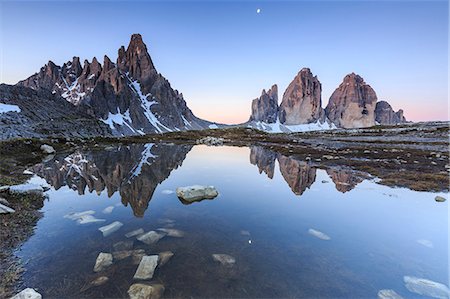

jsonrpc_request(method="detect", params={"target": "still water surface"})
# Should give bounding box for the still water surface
[16,144,448,298]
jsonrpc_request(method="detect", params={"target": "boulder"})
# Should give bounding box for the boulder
[133,255,159,280]
[93,252,113,272]
[98,221,123,237]
[11,288,42,299]
[176,185,218,203]
[137,231,166,245]
[279,68,324,125]
[128,283,165,299]
[40,144,55,154]
[325,73,378,128]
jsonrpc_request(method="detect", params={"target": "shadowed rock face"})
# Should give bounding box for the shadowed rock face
[250,146,277,179]
[249,85,279,123]
[279,68,325,125]
[32,143,192,217]
[325,73,378,129]
[326,168,365,193]
[375,101,407,125]
[18,34,211,135]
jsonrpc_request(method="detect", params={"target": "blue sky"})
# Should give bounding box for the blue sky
[0,0,448,123]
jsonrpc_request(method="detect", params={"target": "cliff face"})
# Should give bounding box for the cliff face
[17,34,212,135]
[279,68,325,125]
[325,73,378,129]
[375,101,407,125]
[249,85,279,123]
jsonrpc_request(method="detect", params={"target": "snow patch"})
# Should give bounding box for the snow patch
[249,118,337,133]
[208,124,219,129]
[0,103,21,114]
[129,143,156,179]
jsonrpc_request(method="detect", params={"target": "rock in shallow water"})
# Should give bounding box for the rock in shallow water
[404,276,450,299]
[11,288,42,299]
[102,206,114,214]
[134,255,159,280]
[158,251,174,267]
[99,221,123,237]
[93,252,113,272]
[157,228,185,238]
[137,231,165,245]
[176,185,218,203]
[435,196,447,202]
[378,289,404,299]
[212,254,236,266]
[128,283,164,299]
[113,240,134,251]
[126,228,145,238]
[308,228,331,240]
[91,276,109,287]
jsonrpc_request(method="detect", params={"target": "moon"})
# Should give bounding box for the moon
[256,8,261,14]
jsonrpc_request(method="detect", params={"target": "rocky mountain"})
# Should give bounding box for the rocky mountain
[0,84,111,139]
[279,68,325,125]
[249,85,279,123]
[325,73,378,129]
[375,101,407,125]
[17,34,215,135]
[32,143,192,217]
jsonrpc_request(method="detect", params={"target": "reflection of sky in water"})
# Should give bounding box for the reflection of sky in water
[17,145,448,298]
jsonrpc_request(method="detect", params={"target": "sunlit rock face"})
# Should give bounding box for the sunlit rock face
[325,73,378,129]
[18,34,211,135]
[249,85,279,123]
[32,143,192,217]
[249,146,277,179]
[375,101,407,125]
[326,168,365,193]
[277,155,316,196]
[279,68,325,125]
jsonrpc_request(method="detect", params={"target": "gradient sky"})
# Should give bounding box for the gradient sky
[0,0,448,124]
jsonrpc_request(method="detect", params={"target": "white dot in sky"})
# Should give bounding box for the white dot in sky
[256,8,261,14]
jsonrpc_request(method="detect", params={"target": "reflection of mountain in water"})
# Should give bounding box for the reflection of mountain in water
[250,146,365,196]
[32,143,192,217]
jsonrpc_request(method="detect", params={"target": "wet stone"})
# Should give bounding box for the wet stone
[435,196,446,202]
[99,221,123,237]
[212,254,236,266]
[102,206,114,214]
[158,251,174,267]
[157,228,185,238]
[126,228,145,238]
[132,249,146,265]
[113,240,133,251]
[137,231,166,245]
[93,252,113,272]
[176,185,218,203]
[128,283,165,299]
[133,255,159,280]
[11,288,42,299]
[91,276,109,287]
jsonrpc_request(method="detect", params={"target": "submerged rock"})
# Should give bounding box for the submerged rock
[157,228,185,238]
[377,289,404,299]
[158,251,174,267]
[404,276,450,299]
[137,231,166,245]
[240,230,251,236]
[11,288,42,299]
[212,254,236,266]
[417,239,434,248]
[0,202,15,214]
[131,249,147,265]
[77,215,106,224]
[91,276,109,287]
[102,206,114,214]
[176,185,218,203]
[99,221,123,237]
[113,250,133,261]
[40,144,55,154]
[128,283,165,299]
[113,240,134,251]
[435,196,446,202]
[308,228,331,240]
[93,252,113,272]
[133,255,159,280]
[125,228,145,238]
[64,210,95,220]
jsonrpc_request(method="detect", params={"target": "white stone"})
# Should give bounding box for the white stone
[128,283,164,299]
[77,215,105,224]
[176,185,218,202]
[157,228,185,238]
[133,255,159,280]
[93,252,113,272]
[11,288,42,299]
[9,183,44,195]
[102,206,114,214]
[23,170,34,175]
[125,228,145,238]
[212,254,236,266]
[40,144,55,154]
[0,203,15,214]
[64,210,95,220]
[308,228,331,240]
[378,289,404,299]
[137,231,165,245]
[161,189,174,194]
[98,221,123,237]
[404,276,450,299]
